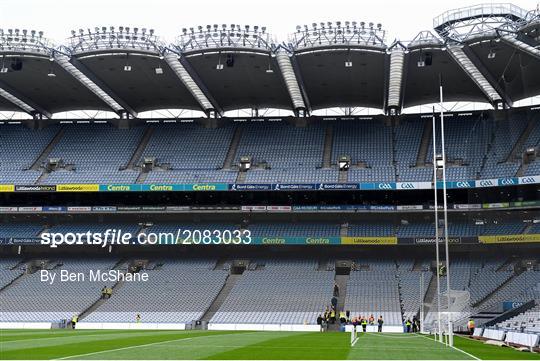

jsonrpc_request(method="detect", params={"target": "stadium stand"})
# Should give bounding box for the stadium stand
[0,125,59,183]
[42,125,144,184]
[0,258,118,322]
[497,303,540,333]
[84,259,228,323]
[345,261,402,325]
[210,259,333,325]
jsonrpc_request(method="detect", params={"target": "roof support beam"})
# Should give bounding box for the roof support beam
[500,34,540,60]
[461,45,513,107]
[164,53,221,116]
[276,51,309,116]
[55,55,137,118]
[447,45,503,105]
[386,49,405,113]
[0,80,52,118]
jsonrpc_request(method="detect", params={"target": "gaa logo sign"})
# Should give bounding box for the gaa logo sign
[479,180,495,187]
[521,177,536,184]
[499,178,516,186]
[456,182,472,188]
[378,183,393,190]
[399,183,415,189]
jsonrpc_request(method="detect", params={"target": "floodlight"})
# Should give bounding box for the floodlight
[488,49,496,59]
[0,67,8,73]
[155,67,163,74]
[216,63,224,70]
[124,65,132,71]
[345,60,353,67]
[47,70,56,77]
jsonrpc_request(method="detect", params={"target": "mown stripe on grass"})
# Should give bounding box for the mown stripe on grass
[453,334,540,360]
[205,331,350,360]
[347,333,472,360]
[1,330,232,360]
[70,331,276,360]
[0,329,122,342]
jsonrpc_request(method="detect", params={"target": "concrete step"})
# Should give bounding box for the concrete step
[30,127,66,171]
[322,125,334,169]
[199,274,242,323]
[126,127,154,169]
[338,170,348,183]
[235,171,247,183]
[78,269,128,321]
[222,126,243,170]
[416,119,432,166]
[0,272,25,292]
[506,118,536,163]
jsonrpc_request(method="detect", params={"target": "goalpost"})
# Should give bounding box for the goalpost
[350,327,358,346]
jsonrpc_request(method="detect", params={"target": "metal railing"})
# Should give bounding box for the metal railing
[175,25,274,53]
[68,27,164,55]
[289,21,386,51]
[0,29,53,55]
[434,3,528,29]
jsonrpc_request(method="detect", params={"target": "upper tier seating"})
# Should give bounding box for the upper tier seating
[1,112,539,184]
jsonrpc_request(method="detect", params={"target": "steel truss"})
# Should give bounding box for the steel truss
[434,3,528,42]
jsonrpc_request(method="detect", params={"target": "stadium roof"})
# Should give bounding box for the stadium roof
[1,3,540,118]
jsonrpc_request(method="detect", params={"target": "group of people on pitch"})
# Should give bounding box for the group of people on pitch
[403,317,421,333]
[316,310,384,332]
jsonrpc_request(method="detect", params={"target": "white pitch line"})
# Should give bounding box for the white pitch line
[54,331,260,360]
[54,336,196,360]
[418,333,480,360]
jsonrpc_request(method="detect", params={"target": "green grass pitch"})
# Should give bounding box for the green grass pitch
[1,329,539,360]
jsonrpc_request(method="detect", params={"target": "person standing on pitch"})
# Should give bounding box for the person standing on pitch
[71,314,79,329]
[361,316,367,332]
[377,315,383,332]
[467,319,475,335]
[405,318,412,333]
